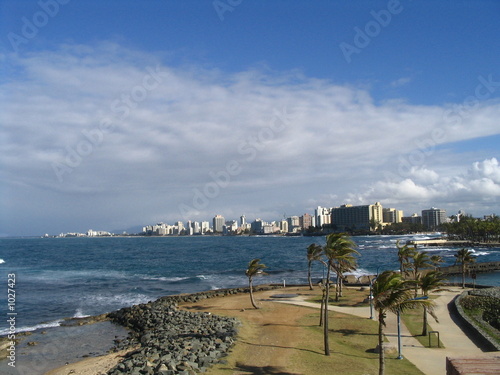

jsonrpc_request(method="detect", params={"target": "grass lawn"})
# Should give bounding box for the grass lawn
[292,312,425,375]
[306,286,371,307]
[308,287,446,348]
[400,306,444,348]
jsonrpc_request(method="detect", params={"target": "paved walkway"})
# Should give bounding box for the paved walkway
[273,288,497,375]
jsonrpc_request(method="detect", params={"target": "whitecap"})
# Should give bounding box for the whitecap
[141,275,190,282]
[345,268,372,278]
[0,259,5,264]
[73,308,90,319]
[471,251,490,256]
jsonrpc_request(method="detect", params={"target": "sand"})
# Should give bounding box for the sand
[44,349,133,375]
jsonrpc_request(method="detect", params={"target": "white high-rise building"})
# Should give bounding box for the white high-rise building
[213,215,225,233]
[315,206,332,227]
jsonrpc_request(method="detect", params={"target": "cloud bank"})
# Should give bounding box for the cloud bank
[1,43,499,234]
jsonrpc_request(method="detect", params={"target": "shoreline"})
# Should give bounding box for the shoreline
[43,284,500,375]
[40,283,500,375]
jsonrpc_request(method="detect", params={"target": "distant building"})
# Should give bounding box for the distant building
[383,208,403,224]
[402,213,422,225]
[201,221,210,233]
[223,220,238,234]
[251,219,264,234]
[331,202,383,231]
[422,208,447,230]
[287,216,300,233]
[240,215,246,227]
[315,206,332,227]
[213,215,225,233]
[300,213,313,230]
[280,220,288,233]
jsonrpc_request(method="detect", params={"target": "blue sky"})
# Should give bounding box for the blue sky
[1,0,499,236]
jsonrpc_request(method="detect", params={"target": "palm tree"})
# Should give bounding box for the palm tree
[419,271,447,336]
[322,233,358,356]
[454,248,476,288]
[396,240,416,279]
[245,259,267,309]
[409,251,432,297]
[306,243,324,290]
[430,255,444,270]
[372,271,435,375]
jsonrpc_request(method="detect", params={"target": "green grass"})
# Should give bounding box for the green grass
[293,312,425,375]
[306,287,371,307]
[461,307,500,347]
[400,306,444,348]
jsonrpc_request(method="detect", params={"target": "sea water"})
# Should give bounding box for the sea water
[0,234,498,335]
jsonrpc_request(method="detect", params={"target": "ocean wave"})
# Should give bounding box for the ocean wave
[77,293,153,310]
[0,320,63,336]
[73,308,90,319]
[140,275,190,282]
[470,250,490,256]
[26,269,129,282]
[0,259,5,264]
[345,268,372,278]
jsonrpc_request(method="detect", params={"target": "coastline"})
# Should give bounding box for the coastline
[42,283,499,375]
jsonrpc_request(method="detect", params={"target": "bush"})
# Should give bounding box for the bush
[460,295,500,330]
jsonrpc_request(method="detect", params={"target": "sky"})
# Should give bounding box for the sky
[1,0,499,236]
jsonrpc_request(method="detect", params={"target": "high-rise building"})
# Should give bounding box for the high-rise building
[213,214,225,233]
[331,202,383,231]
[300,213,313,230]
[315,206,332,227]
[240,215,246,227]
[422,208,447,230]
[280,220,288,233]
[201,221,210,233]
[383,208,403,224]
[287,216,300,232]
[251,219,264,234]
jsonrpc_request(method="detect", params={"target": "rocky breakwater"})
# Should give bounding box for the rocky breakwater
[106,286,281,375]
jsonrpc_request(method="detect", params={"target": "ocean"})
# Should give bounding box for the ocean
[1,234,499,336]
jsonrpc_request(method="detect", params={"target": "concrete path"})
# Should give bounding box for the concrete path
[273,288,497,375]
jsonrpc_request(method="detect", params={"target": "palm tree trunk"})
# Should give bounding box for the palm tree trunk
[323,265,331,356]
[335,273,340,302]
[461,264,466,288]
[319,289,325,326]
[339,274,344,297]
[249,278,258,309]
[422,305,428,336]
[378,312,385,375]
[308,261,313,290]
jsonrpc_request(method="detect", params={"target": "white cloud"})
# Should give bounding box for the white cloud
[349,159,500,213]
[390,76,412,87]
[1,43,500,234]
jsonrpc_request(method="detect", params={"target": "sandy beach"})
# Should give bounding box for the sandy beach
[45,285,498,375]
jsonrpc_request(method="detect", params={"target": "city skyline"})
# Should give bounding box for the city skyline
[1,1,499,237]
[56,202,491,238]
